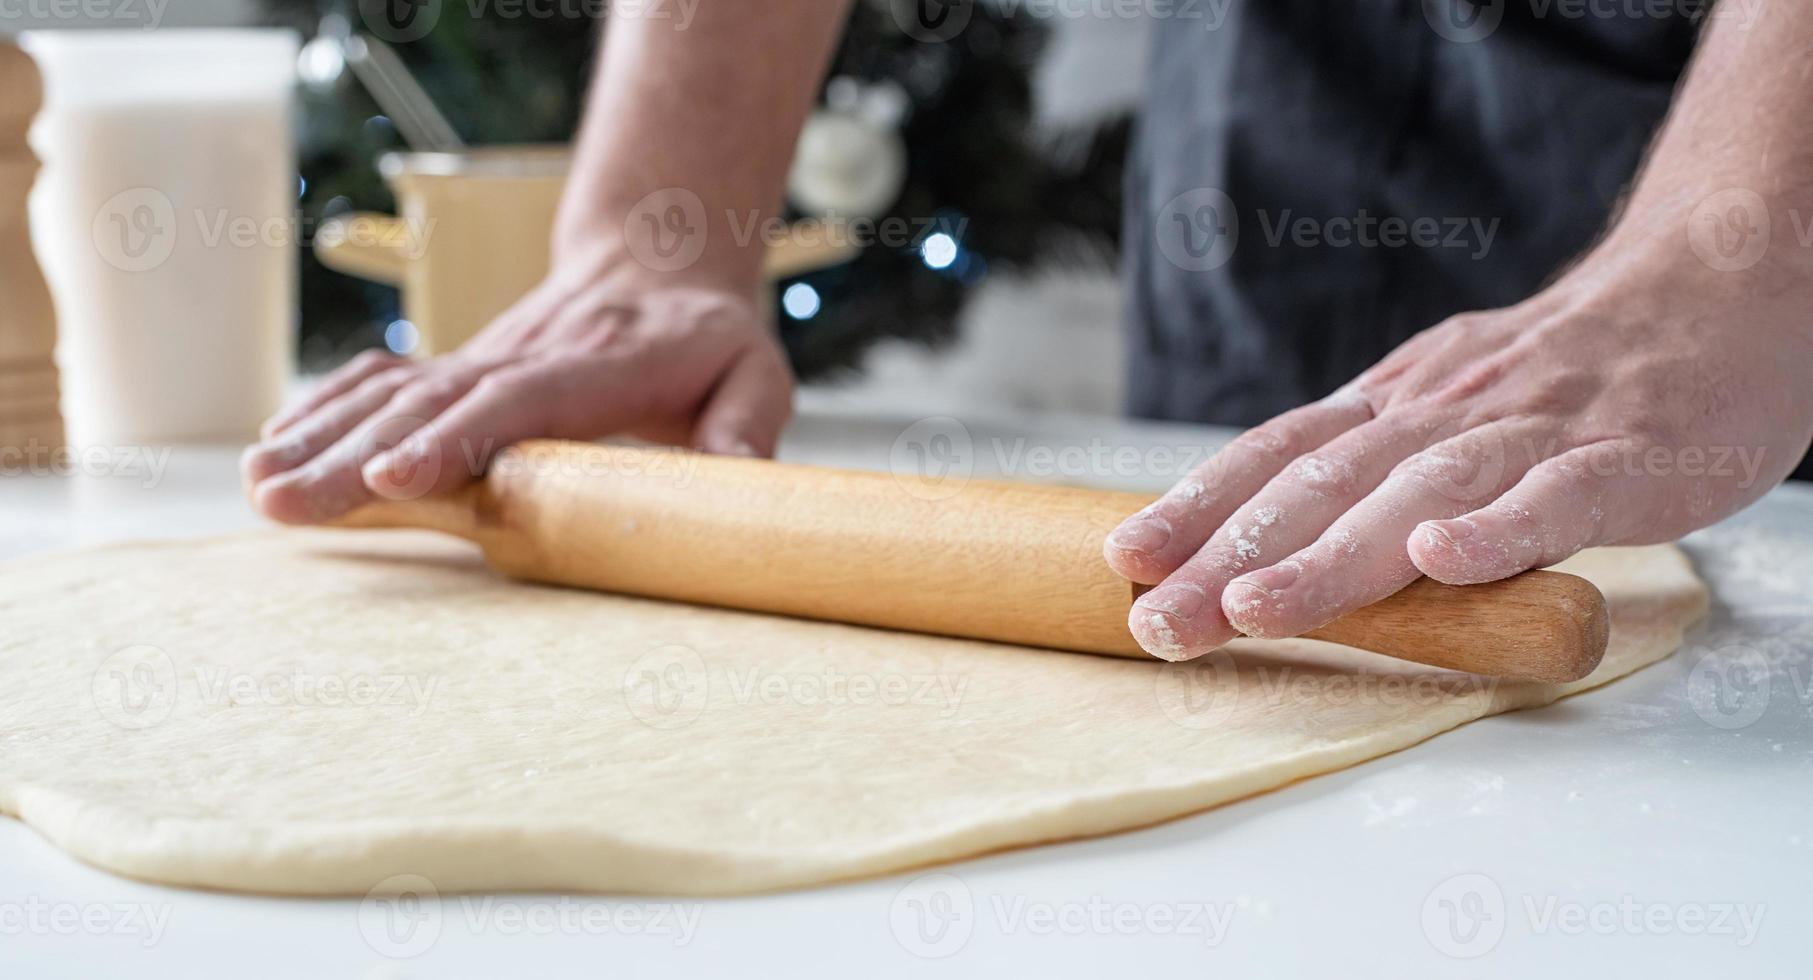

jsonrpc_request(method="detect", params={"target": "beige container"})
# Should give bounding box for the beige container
[315,147,856,356]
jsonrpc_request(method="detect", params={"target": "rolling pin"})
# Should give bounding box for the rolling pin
[337,440,1609,682]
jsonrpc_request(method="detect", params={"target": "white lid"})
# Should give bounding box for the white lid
[19,29,299,105]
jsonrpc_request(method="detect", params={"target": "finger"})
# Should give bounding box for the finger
[1408,440,1644,585]
[360,366,564,500]
[242,366,415,485]
[1126,416,1434,660]
[254,367,487,524]
[1221,419,1542,639]
[261,349,406,439]
[1104,390,1375,584]
[690,346,793,458]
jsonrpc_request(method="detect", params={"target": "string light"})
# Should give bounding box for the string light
[782,283,822,320]
[921,232,958,270]
[384,319,419,355]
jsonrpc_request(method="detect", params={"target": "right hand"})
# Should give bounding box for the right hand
[241,262,794,525]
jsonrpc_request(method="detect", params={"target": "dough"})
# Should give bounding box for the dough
[0,530,1706,895]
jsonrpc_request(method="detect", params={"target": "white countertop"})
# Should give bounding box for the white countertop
[3,408,1810,978]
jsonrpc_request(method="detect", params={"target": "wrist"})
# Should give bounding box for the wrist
[1542,195,1813,357]
[1582,183,1813,296]
[553,188,773,299]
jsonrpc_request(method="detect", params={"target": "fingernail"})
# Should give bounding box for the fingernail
[1230,562,1298,596]
[1108,517,1172,554]
[1135,582,1206,620]
[725,438,761,458]
[1422,520,1473,547]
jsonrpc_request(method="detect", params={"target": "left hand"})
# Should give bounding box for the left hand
[1104,246,1813,661]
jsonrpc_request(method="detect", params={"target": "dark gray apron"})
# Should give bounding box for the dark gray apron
[1124,0,1701,424]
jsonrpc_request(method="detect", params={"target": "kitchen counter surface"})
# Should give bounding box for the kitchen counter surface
[3,406,1809,978]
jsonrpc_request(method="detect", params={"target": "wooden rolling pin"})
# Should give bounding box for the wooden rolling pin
[337,440,1609,682]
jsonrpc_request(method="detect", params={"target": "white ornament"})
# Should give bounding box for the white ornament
[788,108,908,220]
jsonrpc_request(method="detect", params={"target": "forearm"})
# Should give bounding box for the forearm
[554,0,852,293]
[1591,3,1813,291]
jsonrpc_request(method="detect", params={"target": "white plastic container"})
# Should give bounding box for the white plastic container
[22,30,299,446]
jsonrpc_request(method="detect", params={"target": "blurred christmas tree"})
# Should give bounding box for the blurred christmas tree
[261,0,1127,379]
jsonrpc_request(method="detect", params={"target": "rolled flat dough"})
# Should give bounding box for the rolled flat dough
[0,529,1706,895]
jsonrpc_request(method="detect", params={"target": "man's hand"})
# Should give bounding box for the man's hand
[243,0,847,523]
[1106,256,1813,660]
[1107,0,1813,661]
[242,266,792,524]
